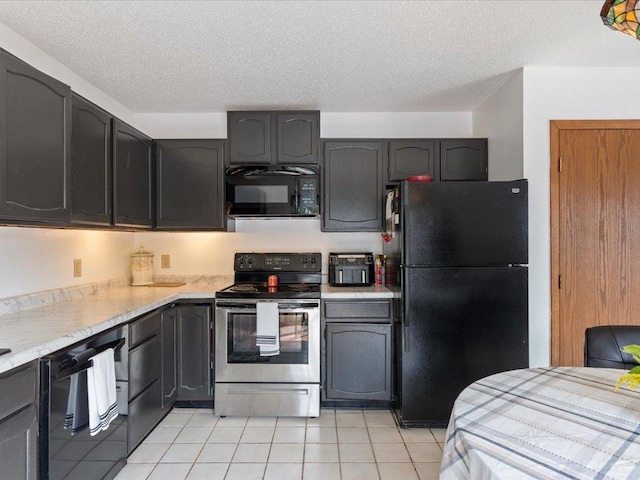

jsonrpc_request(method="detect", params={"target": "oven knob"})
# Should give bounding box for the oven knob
[247,256,254,266]
[238,257,245,266]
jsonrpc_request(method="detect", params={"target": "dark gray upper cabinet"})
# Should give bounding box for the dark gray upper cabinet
[155,139,225,230]
[228,111,319,165]
[71,93,112,226]
[388,140,437,182]
[388,139,488,182]
[0,49,71,224]
[276,112,319,164]
[322,140,386,232]
[176,304,213,402]
[113,118,153,229]
[439,139,488,181]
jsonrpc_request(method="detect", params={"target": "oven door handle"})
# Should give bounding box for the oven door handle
[216,302,319,310]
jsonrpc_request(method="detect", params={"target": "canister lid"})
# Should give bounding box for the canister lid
[131,247,153,258]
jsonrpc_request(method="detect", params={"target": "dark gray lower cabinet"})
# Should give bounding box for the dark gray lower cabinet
[176,305,213,402]
[128,310,163,453]
[322,300,393,404]
[325,324,392,401]
[161,307,178,409]
[0,362,37,480]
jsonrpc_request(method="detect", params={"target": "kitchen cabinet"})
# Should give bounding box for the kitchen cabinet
[161,306,178,409]
[0,361,37,480]
[439,139,488,181]
[0,49,71,225]
[71,93,112,226]
[227,111,319,165]
[388,140,437,182]
[155,139,225,230]
[113,118,153,229]
[322,300,392,405]
[128,310,163,452]
[322,140,386,232]
[388,138,488,182]
[176,304,213,403]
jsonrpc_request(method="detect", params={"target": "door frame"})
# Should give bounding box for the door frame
[550,119,640,366]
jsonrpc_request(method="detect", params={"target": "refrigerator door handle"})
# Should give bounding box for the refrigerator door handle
[403,305,410,353]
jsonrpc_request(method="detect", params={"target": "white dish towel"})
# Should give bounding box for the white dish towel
[87,348,119,436]
[256,302,280,356]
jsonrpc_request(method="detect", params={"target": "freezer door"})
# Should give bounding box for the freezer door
[403,180,528,266]
[398,266,528,426]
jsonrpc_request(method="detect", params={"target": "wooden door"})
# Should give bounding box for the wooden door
[551,121,640,366]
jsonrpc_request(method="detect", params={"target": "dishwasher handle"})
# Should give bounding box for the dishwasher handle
[56,337,126,380]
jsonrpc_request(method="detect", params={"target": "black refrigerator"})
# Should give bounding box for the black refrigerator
[383,180,528,427]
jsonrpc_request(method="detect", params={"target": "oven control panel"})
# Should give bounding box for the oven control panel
[235,253,321,272]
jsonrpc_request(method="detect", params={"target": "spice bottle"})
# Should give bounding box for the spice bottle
[375,255,383,285]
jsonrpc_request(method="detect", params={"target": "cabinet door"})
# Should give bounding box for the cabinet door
[161,307,177,409]
[276,112,319,164]
[325,323,392,401]
[128,380,162,454]
[113,119,153,228]
[0,50,71,223]
[176,305,213,401]
[322,141,385,231]
[228,112,271,164]
[439,139,488,181]
[0,405,37,480]
[71,93,112,225]
[388,140,437,182]
[155,139,225,230]
[129,335,161,401]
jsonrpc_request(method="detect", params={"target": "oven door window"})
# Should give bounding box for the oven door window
[227,311,309,364]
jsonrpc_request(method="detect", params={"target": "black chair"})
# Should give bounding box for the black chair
[584,325,640,368]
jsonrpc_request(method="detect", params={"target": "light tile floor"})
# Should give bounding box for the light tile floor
[114,408,445,480]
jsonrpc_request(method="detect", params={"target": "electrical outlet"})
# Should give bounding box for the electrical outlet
[74,259,82,277]
[161,254,171,269]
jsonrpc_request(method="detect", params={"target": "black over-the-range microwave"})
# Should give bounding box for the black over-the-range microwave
[225,166,320,217]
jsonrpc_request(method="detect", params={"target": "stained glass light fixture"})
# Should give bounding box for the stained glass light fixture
[601,0,640,40]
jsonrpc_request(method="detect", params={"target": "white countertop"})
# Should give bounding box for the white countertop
[0,281,395,375]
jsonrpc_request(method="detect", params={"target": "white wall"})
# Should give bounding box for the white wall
[135,111,473,140]
[0,227,134,298]
[473,70,524,181]
[135,219,382,277]
[523,66,640,367]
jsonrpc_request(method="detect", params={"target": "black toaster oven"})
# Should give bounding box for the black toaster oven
[328,253,374,286]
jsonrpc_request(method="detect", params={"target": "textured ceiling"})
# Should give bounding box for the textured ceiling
[0,0,637,113]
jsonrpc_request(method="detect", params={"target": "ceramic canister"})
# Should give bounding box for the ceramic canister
[131,248,154,286]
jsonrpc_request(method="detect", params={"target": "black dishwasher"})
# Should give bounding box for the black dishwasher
[39,325,129,480]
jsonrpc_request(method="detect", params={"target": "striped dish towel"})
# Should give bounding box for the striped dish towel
[256,302,280,356]
[87,348,118,436]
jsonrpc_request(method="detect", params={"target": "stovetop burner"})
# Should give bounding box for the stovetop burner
[217,282,321,299]
[216,252,323,299]
[229,284,260,293]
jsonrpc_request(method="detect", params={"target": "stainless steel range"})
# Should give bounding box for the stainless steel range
[215,253,321,417]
